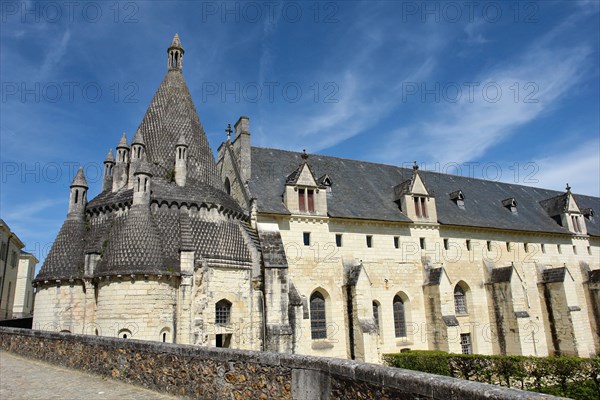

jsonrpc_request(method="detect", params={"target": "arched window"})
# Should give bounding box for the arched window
[310,291,327,339]
[118,329,132,339]
[224,177,231,195]
[215,299,232,325]
[393,295,407,337]
[372,301,380,332]
[454,284,468,314]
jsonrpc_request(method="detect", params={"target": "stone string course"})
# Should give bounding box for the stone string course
[0,327,563,400]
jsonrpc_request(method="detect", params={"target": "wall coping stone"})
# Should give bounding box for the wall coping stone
[0,327,565,400]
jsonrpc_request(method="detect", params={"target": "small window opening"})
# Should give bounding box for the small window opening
[460,333,472,354]
[444,238,449,250]
[394,236,399,249]
[335,234,342,247]
[466,240,471,251]
[541,244,546,253]
[307,189,315,212]
[588,246,592,255]
[558,244,562,254]
[162,332,166,342]
[303,232,311,246]
[419,237,425,250]
[414,197,421,218]
[524,243,529,253]
[298,188,306,212]
[573,245,577,255]
[366,235,373,248]
[487,241,492,251]
[506,242,511,252]
[74,189,79,204]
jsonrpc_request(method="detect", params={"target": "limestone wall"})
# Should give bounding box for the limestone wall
[94,277,177,341]
[32,283,87,333]
[265,213,599,359]
[0,327,560,400]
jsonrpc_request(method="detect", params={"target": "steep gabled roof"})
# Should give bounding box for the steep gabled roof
[248,147,600,236]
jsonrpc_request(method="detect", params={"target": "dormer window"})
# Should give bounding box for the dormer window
[414,196,428,218]
[502,197,517,213]
[582,208,594,220]
[449,190,465,209]
[318,174,332,192]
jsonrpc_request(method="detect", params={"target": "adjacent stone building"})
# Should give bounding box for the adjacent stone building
[0,219,38,319]
[34,35,600,361]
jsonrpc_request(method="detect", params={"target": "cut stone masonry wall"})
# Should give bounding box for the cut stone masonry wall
[0,327,562,400]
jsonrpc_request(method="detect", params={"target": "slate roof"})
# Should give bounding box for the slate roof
[96,205,168,276]
[36,37,256,282]
[248,147,600,236]
[36,217,86,281]
[104,149,115,163]
[71,167,88,188]
[135,68,222,190]
[539,193,568,217]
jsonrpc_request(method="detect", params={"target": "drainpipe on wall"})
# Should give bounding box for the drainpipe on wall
[0,234,13,319]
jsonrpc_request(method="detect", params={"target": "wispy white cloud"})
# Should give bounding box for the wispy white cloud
[530,139,600,197]
[39,29,71,79]
[463,19,488,45]
[374,24,592,166]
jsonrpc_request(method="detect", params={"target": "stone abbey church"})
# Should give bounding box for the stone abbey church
[34,35,599,362]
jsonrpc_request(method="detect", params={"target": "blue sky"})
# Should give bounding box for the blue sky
[1,0,599,271]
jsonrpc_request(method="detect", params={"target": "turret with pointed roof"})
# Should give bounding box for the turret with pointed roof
[36,34,255,283]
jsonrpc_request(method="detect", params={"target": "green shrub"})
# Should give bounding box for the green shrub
[383,350,600,400]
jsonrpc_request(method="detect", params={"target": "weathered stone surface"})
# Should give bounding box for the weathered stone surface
[0,327,564,400]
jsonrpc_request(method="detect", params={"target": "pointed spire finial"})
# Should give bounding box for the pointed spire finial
[169,33,183,51]
[225,124,233,141]
[176,133,188,147]
[105,149,115,163]
[167,34,184,71]
[71,167,88,188]
[132,130,145,146]
[301,149,308,161]
[413,161,419,171]
[117,132,129,149]
[566,183,571,192]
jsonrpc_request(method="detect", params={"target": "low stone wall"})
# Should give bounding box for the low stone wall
[0,327,562,399]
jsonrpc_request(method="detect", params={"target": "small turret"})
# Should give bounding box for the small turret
[128,130,146,189]
[167,33,184,71]
[112,133,130,192]
[175,133,188,187]
[102,149,115,192]
[133,160,153,206]
[69,167,88,217]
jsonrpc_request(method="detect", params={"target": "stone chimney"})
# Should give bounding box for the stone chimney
[232,116,251,184]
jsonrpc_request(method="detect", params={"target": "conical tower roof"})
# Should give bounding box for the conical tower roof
[117,132,129,149]
[135,37,222,189]
[71,167,88,188]
[104,149,115,163]
[168,33,184,52]
[131,130,145,146]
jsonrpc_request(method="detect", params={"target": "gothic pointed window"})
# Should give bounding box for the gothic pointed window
[393,295,407,337]
[454,285,468,315]
[310,291,327,339]
[372,301,380,332]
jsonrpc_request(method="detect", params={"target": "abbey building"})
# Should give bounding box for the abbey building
[33,35,600,361]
